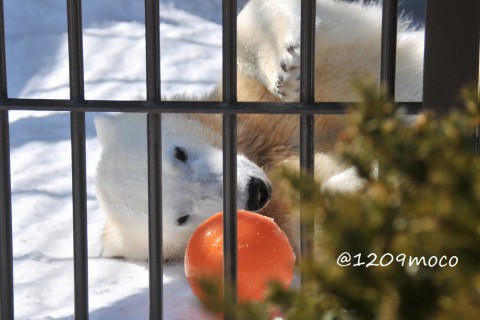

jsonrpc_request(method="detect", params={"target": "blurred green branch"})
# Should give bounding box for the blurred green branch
[206,83,480,319]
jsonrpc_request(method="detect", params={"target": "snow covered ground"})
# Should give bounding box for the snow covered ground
[7,0,230,319]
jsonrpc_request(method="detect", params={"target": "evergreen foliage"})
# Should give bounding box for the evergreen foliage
[205,84,480,319]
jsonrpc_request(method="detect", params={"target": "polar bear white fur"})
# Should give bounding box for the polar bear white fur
[96,0,462,261]
[95,113,271,261]
[236,0,426,102]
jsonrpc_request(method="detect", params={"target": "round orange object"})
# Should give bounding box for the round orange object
[184,210,295,303]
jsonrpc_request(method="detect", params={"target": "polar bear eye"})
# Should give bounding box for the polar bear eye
[176,215,190,226]
[174,147,188,163]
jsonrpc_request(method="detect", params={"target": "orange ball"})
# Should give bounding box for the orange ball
[184,210,295,303]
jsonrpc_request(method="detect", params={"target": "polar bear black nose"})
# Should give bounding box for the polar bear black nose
[246,177,272,211]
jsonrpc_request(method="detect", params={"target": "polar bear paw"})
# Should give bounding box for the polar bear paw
[270,42,301,101]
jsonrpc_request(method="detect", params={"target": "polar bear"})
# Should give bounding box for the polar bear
[233,0,425,103]
[95,113,272,261]
[96,0,436,261]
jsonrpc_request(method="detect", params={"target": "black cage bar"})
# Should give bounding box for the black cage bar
[0,1,13,318]
[0,0,479,319]
[299,0,316,287]
[423,0,480,113]
[380,0,398,98]
[66,0,89,319]
[222,0,238,316]
[144,0,163,319]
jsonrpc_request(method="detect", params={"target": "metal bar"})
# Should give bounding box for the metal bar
[70,112,88,319]
[300,0,316,104]
[145,0,161,103]
[0,0,6,97]
[0,2,13,318]
[144,0,163,319]
[476,124,479,157]
[380,0,398,98]
[299,0,316,287]
[67,0,85,101]
[0,98,423,114]
[423,0,480,113]
[66,0,89,319]
[222,0,237,103]
[147,113,162,320]
[222,0,238,318]
[222,114,237,318]
[0,112,13,320]
[0,0,13,316]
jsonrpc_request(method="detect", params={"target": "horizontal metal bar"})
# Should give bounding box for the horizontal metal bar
[0,99,423,115]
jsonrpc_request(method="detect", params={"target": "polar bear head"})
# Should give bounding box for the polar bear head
[95,113,272,261]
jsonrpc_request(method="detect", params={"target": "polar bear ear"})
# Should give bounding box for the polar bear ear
[94,113,147,148]
[94,114,118,148]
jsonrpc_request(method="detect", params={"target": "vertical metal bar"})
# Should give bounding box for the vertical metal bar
[0,0,6,100]
[0,1,14,318]
[222,114,237,318]
[145,0,161,103]
[380,0,398,98]
[222,0,237,318]
[147,113,162,320]
[70,113,88,320]
[300,0,316,104]
[423,0,480,114]
[144,0,162,319]
[0,113,12,320]
[476,124,479,157]
[66,0,88,319]
[299,0,316,287]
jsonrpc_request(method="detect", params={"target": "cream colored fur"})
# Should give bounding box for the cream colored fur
[96,0,468,260]
[236,0,426,102]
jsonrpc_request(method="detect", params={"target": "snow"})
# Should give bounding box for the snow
[7,0,228,318]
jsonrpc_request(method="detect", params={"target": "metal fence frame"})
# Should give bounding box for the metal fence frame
[0,0,479,319]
